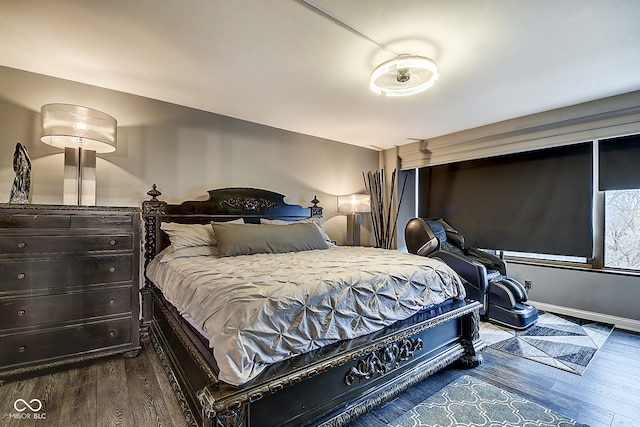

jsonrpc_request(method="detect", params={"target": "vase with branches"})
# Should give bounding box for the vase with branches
[363,168,408,249]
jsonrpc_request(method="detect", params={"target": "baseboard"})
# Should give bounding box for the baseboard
[530,301,640,333]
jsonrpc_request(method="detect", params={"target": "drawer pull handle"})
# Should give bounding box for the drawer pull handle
[109,239,117,246]
[109,299,116,305]
[109,330,116,338]
[18,346,26,353]
[17,273,26,280]
[17,310,26,317]
[17,242,27,249]
[109,267,116,273]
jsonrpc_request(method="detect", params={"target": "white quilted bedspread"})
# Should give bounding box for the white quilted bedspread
[146,246,465,385]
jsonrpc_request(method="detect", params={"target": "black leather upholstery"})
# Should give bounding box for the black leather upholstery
[406,217,538,329]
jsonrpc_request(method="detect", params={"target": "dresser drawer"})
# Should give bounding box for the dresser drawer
[0,234,133,255]
[0,214,71,229]
[0,214,133,229]
[0,255,133,292]
[0,286,132,330]
[0,317,131,367]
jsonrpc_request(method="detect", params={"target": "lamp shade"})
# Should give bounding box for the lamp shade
[40,103,117,153]
[337,194,371,213]
[370,55,438,97]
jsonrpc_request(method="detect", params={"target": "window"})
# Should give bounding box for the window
[604,189,640,270]
[413,133,640,270]
[599,134,640,271]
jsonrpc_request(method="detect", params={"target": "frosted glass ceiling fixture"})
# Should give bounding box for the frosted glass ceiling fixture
[296,0,438,97]
[370,55,439,97]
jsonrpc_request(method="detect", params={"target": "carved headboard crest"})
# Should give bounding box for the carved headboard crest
[219,197,277,211]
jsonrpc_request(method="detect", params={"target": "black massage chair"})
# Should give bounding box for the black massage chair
[405,217,538,329]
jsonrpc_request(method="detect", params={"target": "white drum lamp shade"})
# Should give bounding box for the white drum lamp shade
[337,193,371,214]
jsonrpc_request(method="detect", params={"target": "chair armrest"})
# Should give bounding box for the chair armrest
[430,250,489,293]
[465,247,507,275]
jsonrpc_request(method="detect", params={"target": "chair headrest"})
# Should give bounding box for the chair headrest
[405,218,439,255]
[424,219,447,244]
[424,218,465,252]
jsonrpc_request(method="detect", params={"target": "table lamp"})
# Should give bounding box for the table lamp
[40,103,117,205]
[337,193,371,246]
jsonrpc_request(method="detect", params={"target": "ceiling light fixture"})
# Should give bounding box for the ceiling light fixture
[295,0,438,97]
[370,55,439,97]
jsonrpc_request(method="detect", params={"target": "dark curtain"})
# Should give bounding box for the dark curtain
[418,142,593,257]
[599,133,640,191]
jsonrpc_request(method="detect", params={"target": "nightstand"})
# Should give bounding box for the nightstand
[0,205,141,382]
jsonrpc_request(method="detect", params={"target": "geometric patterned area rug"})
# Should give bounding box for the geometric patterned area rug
[387,375,589,427]
[480,311,614,375]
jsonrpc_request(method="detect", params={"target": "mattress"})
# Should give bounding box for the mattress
[146,245,465,385]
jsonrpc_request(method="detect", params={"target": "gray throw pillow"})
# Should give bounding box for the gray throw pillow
[211,222,329,257]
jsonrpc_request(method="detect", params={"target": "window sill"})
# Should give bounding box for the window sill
[507,257,640,277]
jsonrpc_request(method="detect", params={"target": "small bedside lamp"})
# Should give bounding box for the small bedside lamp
[40,103,117,205]
[337,193,370,246]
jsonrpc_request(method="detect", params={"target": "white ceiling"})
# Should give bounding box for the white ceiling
[1,0,639,151]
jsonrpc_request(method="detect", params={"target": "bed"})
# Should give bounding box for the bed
[141,186,484,427]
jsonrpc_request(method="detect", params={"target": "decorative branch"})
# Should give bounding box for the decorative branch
[363,169,408,249]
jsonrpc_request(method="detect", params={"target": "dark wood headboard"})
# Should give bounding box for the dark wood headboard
[141,185,322,265]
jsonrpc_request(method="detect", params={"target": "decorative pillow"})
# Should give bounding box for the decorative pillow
[260,217,334,246]
[161,219,243,249]
[211,222,329,257]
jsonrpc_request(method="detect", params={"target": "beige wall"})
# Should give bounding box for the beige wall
[0,67,378,244]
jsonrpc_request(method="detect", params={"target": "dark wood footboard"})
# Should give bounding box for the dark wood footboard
[144,285,484,427]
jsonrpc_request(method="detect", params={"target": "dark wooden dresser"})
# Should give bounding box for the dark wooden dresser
[0,205,141,383]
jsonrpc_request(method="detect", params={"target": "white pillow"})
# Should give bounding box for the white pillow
[260,217,334,246]
[158,245,219,263]
[161,218,244,249]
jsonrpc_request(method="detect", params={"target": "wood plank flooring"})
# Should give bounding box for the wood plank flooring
[1,328,638,426]
[0,338,188,427]
[352,328,640,427]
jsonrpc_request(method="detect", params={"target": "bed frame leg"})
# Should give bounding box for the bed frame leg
[200,390,248,427]
[459,309,485,368]
[205,407,248,427]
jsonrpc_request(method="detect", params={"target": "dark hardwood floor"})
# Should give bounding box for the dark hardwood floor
[1,328,638,426]
[0,338,188,427]
[352,328,640,427]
